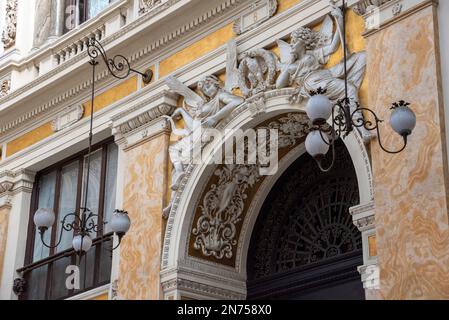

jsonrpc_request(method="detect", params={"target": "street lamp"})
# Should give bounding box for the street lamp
[304,0,416,171]
[33,38,153,254]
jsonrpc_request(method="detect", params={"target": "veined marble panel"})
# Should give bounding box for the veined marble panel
[367,3,449,299]
[118,133,169,299]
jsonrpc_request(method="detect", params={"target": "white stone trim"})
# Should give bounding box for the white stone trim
[65,284,110,300]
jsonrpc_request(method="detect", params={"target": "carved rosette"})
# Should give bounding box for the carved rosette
[2,0,18,49]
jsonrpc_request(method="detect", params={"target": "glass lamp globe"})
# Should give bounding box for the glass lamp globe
[390,104,416,136]
[72,235,93,253]
[305,130,330,160]
[33,208,55,231]
[306,94,333,125]
[110,210,131,236]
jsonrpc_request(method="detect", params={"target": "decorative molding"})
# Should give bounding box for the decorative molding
[0,181,14,194]
[51,104,84,132]
[358,264,380,290]
[233,0,277,35]
[162,277,245,300]
[352,0,392,16]
[392,3,403,15]
[1,0,18,49]
[350,201,375,232]
[115,103,175,135]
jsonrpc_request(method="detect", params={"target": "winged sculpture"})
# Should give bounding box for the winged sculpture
[162,40,244,217]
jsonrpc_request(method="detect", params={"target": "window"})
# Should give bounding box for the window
[21,139,118,300]
[64,0,115,33]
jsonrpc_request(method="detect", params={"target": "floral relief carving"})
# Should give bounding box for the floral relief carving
[192,165,262,260]
[191,113,309,260]
[2,0,18,49]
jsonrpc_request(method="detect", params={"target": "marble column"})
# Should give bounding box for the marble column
[110,91,176,299]
[360,0,449,299]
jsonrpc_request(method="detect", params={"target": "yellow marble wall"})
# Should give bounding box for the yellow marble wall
[6,122,53,157]
[366,4,449,299]
[118,134,170,299]
[0,207,10,284]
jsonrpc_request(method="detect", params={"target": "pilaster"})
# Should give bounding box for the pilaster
[0,169,35,300]
[110,91,176,299]
[356,0,449,299]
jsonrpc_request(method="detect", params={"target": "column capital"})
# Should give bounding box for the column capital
[351,0,437,34]
[112,90,177,150]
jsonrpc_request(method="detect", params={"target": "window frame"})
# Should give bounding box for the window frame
[21,137,116,300]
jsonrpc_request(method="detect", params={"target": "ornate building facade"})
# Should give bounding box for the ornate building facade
[0,0,448,300]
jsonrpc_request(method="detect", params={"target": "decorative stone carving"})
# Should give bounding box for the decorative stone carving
[275,7,370,140]
[0,181,14,194]
[392,3,403,16]
[12,278,27,296]
[0,78,11,97]
[163,41,244,216]
[352,0,392,16]
[238,48,279,98]
[162,278,245,300]
[233,0,277,35]
[193,165,262,260]
[111,279,119,300]
[51,105,84,132]
[191,113,309,260]
[1,0,17,49]
[139,0,162,14]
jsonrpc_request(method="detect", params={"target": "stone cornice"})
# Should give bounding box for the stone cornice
[350,201,376,231]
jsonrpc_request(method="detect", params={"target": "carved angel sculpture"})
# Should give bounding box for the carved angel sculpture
[276,6,370,140]
[162,41,244,217]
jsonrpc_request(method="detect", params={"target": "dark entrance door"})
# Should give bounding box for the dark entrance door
[247,141,365,300]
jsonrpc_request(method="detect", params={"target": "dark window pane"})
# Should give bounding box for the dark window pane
[33,171,57,262]
[26,265,48,300]
[49,255,72,299]
[98,240,113,284]
[77,248,96,292]
[82,150,103,237]
[56,161,79,253]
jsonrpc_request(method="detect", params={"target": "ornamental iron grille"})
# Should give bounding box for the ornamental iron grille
[248,141,362,287]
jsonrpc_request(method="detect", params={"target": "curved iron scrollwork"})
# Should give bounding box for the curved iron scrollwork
[248,142,361,280]
[38,208,101,249]
[87,38,153,84]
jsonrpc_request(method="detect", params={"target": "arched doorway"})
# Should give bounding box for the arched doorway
[247,141,365,300]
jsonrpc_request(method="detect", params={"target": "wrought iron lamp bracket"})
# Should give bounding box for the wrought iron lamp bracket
[87,38,153,84]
